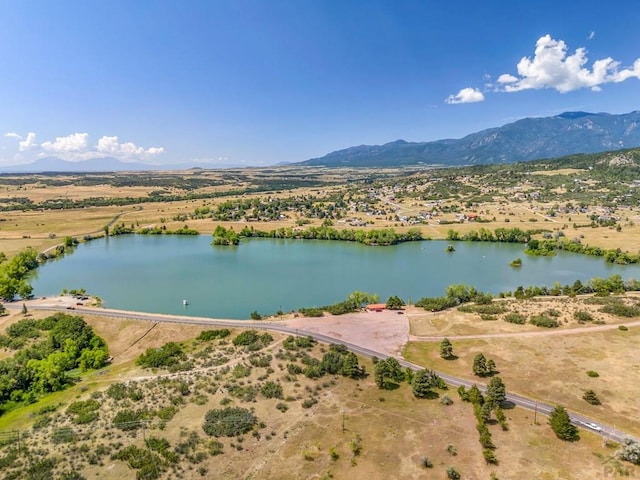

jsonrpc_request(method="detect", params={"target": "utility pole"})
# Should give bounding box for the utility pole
[533,401,538,424]
[342,409,346,433]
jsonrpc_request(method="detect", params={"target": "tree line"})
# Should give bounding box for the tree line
[214,224,423,246]
[0,313,109,411]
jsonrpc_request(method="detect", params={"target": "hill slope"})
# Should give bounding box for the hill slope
[301,110,640,167]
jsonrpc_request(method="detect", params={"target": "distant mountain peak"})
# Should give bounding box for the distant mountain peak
[556,111,596,119]
[300,110,640,167]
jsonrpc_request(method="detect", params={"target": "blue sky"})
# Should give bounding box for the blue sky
[1,1,639,167]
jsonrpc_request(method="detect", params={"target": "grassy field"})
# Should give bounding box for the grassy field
[0,309,632,480]
[403,296,640,438]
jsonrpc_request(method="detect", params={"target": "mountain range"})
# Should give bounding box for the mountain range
[299,110,640,167]
[2,110,640,172]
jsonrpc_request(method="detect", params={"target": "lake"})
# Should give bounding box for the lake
[29,235,640,319]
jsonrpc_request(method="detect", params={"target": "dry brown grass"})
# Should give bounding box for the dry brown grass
[0,310,634,479]
[404,326,640,438]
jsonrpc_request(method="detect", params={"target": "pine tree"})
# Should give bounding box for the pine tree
[486,376,507,407]
[412,369,436,398]
[473,353,487,376]
[548,405,579,441]
[582,389,601,405]
[486,359,497,375]
[440,338,454,359]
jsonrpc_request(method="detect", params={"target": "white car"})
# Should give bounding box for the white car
[581,421,602,432]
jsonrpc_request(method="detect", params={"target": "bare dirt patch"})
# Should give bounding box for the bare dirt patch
[281,309,410,357]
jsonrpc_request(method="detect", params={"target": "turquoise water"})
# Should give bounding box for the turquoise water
[29,235,640,319]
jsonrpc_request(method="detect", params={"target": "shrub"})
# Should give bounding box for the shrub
[232,364,252,378]
[458,304,507,315]
[600,303,640,317]
[137,342,186,368]
[6,318,40,339]
[233,330,261,346]
[421,456,433,468]
[619,325,629,331]
[529,314,559,328]
[619,438,640,465]
[586,370,599,378]
[202,407,257,437]
[483,448,498,465]
[440,395,453,406]
[503,313,526,325]
[583,389,601,405]
[298,307,324,317]
[446,467,461,479]
[197,329,230,341]
[208,440,224,456]
[301,398,318,409]
[329,447,340,461]
[113,409,147,430]
[52,427,76,444]
[113,445,163,479]
[573,311,594,322]
[260,381,284,399]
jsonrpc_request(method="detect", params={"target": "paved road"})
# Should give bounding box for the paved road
[15,303,638,445]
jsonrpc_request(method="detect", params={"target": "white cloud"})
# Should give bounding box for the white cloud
[497,74,518,84]
[96,136,165,160]
[19,132,37,151]
[445,87,485,104]
[4,130,165,162]
[499,34,640,93]
[41,132,88,153]
[588,31,595,40]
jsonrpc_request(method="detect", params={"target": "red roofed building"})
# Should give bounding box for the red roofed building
[367,303,386,312]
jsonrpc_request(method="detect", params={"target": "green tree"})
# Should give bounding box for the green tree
[440,338,454,359]
[320,351,344,374]
[341,352,365,379]
[548,405,579,441]
[373,360,386,388]
[411,369,437,398]
[347,291,379,309]
[374,357,403,389]
[486,359,497,375]
[473,353,488,376]
[619,438,640,465]
[485,376,506,407]
[385,295,405,310]
[582,389,601,405]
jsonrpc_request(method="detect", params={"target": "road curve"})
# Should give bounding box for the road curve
[13,303,639,445]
